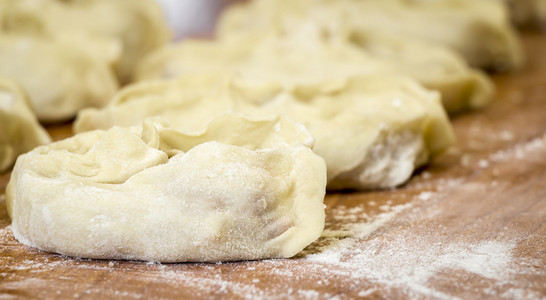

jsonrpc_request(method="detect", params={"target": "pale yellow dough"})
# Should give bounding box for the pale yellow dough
[137,23,493,113]
[0,78,50,172]
[0,0,171,83]
[7,114,326,262]
[219,0,523,71]
[75,74,455,190]
[0,34,118,122]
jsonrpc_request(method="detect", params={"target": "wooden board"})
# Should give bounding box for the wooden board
[1,32,545,299]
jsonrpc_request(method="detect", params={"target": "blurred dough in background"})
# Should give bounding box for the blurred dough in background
[136,20,493,114]
[219,0,523,71]
[0,0,171,84]
[0,34,118,122]
[0,78,50,173]
[74,73,455,191]
[0,0,171,122]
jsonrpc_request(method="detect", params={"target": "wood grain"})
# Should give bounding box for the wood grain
[1,32,545,299]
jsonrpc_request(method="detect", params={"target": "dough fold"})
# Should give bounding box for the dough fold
[7,114,327,262]
[75,74,455,190]
[0,78,50,172]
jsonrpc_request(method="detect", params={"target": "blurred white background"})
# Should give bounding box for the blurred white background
[154,0,238,40]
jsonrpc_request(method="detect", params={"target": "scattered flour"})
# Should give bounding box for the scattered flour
[478,159,489,168]
[418,191,434,201]
[300,202,543,300]
[358,288,377,297]
[490,133,546,162]
[499,131,514,141]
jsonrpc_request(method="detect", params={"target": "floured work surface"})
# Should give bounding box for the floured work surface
[1,32,545,299]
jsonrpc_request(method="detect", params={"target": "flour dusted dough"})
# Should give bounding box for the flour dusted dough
[7,114,326,262]
[0,0,171,83]
[75,74,455,190]
[0,34,118,122]
[219,0,523,71]
[0,78,50,172]
[136,23,493,113]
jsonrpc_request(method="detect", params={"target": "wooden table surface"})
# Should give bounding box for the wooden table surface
[1,31,545,300]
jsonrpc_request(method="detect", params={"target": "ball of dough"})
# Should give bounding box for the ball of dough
[75,73,455,190]
[0,34,118,122]
[7,114,327,262]
[0,0,171,84]
[0,78,50,172]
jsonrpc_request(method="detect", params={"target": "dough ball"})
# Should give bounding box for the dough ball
[0,34,118,122]
[7,114,326,262]
[0,0,171,84]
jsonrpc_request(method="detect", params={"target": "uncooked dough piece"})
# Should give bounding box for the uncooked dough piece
[7,114,326,262]
[0,78,51,172]
[0,34,118,122]
[0,0,171,84]
[219,0,523,71]
[75,74,455,190]
[136,22,493,113]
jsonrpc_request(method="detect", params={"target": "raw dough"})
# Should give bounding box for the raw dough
[0,78,50,172]
[0,34,118,122]
[136,22,493,113]
[75,73,455,190]
[219,0,523,71]
[0,0,171,83]
[7,114,326,262]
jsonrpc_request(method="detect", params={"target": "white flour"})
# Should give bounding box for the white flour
[298,198,543,300]
[490,133,546,162]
